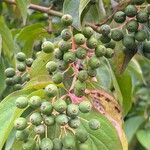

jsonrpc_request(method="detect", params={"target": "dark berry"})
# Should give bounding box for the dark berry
[104,40,116,49]
[136,11,149,23]
[114,11,126,23]
[25,58,33,67]
[111,29,124,41]
[100,35,111,44]
[125,5,137,17]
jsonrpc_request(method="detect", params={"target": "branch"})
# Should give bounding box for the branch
[4,0,63,17]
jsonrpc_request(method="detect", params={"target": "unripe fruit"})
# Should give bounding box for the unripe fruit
[14,117,27,130]
[44,115,55,126]
[111,29,124,41]
[131,0,145,5]
[16,52,26,62]
[13,75,22,84]
[74,80,86,92]
[45,84,58,97]
[25,58,33,67]
[67,104,79,118]
[122,35,135,50]
[46,61,57,73]
[40,138,53,150]
[104,40,116,49]
[22,138,36,150]
[52,72,63,84]
[79,101,92,113]
[29,96,41,108]
[68,117,80,129]
[22,73,30,83]
[95,45,106,57]
[75,47,87,59]
[100,35,111,43]
[61,29,72,41]
[82,26,94,38]
[63,51,76,63]
[17,62,26,72]
[53,99,67,113]
[58,40,71,52]
[143,41,150,53]
[135,30,146,42]
[54,48,63,60]
[98,24,111,35]
[114,11,126,23]
[126,20,139,32]
[5,78,14,86]
[87,67,97,77]
[5,67,15,78]
[29,112,42,126]
[136,11,149,23]
[86,37,98,49]
[79,143,89,150]
[88,56,100,69]
[15,96,28,109]
[62,135,75,149]
[75,128,89,143]
[61,14,73,26]
[40,101,53,115]
[125,5,137,17]
[74,88,85,97]
[34,124,45,135]
[78,70,88,82]
[105,48,114,58]
[56,114,68,125]
[53,138,63,150]
[13,84,22,91]
[58,61,68,71]
[74,33,86,45]
[15,130,28,141]
[89,119,100,130]
[41,41,54,53]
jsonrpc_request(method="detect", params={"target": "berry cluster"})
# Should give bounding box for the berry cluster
[4,52,33,91]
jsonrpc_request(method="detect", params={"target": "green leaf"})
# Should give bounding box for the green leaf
[16,23,50,56]
[15,0,29,25]
[0,34,2,56]
[136,129,150,150]
[125,116,145,143]
[0,16,15,65]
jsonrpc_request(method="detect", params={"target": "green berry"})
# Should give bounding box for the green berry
[113,11,126,23]
[74,80,86,93]
[41,41,54,53]
[74,88,85,97]
[29,96,41,108]
[89,119,100,130]
[53,99,67,113]
[79,143,89,150]
[13,84,22,91]
[45,84,58,97]
[79,101,92,113]
[46,61,57,73]
[105,40,116,49]
[14,117,27,130]
[44,115,55,126]
[75,47,87,59]
[61,29,72,41]
[29,112,42,126]
[56,114,69,125]
[98,24,111,35]
[52,72,63,84]
[17,62,26,72]
[62,135,75,149]
[22,73,30,83]
[54,48,64,60]
[58,61,69,71]
[136,11,149,23]
[40,138,53,150]
[135,30,146,42]
[74,33,86,45]
[122,35,135,50]
[78,70,88,82]
[40,101,53,115]
[87,67,97,77]
[5,78,14,86]
[5,67,15,77]
[100,35,111,43]
[15,130,28,141]
[25,58,33,67]
[53,138,63,150]
[15,96,28,109]
[111,29,124,41]
[13,75,22,84]
[68,117,80,129]
[95,45,106,57]
[63,51,76,63]
[105,48,114,58]
[34,124,45,135]
[61,14,73,26]
[86,37,98,49]
[126,20,139,32]
[82,26,94,38]
[143,41,150,53]
[16,52,26,62]
[75,128,89,143]
[125,5,137,17]
[131,0,145,5]
[58,40,71,52]
[22,138,36,150]
[67,104,79,118]
[88,56,100,69]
